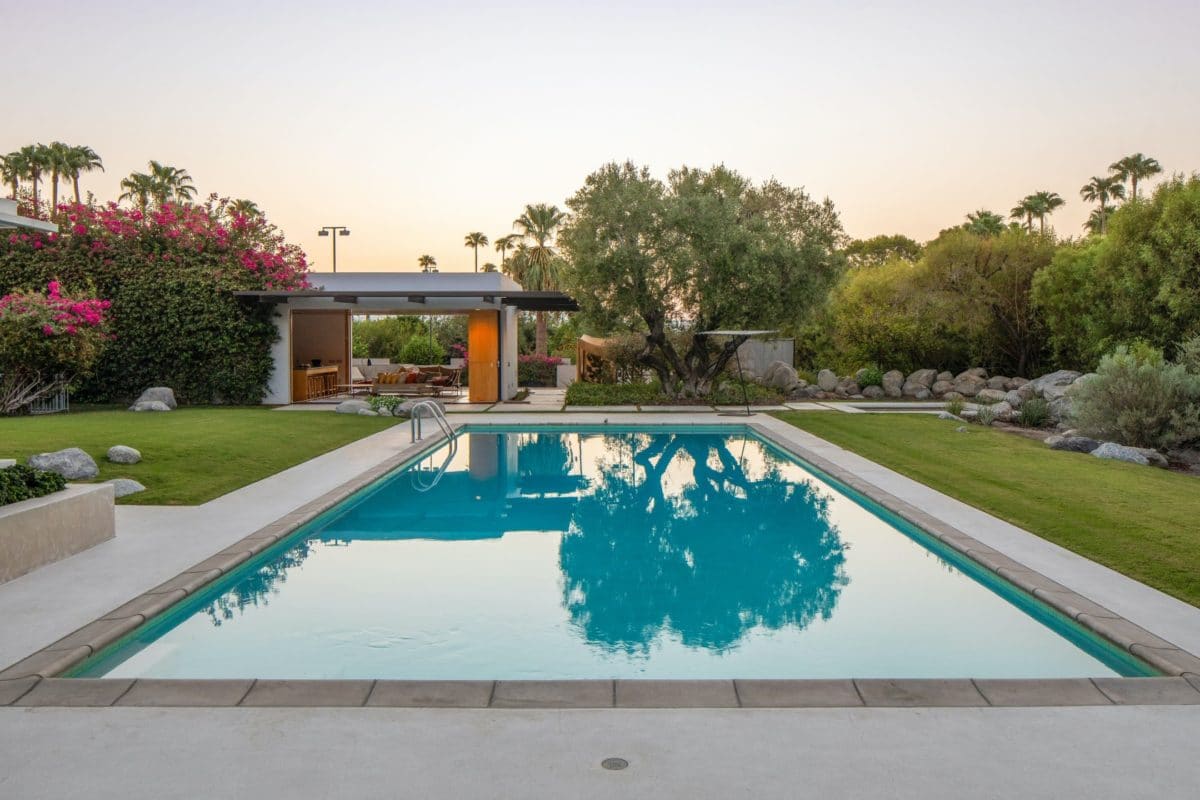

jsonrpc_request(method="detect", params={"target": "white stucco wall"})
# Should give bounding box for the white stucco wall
[501,307,519,400]
[264,310,291,405]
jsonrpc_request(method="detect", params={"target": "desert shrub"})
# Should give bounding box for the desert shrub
[368,395,403,414]
[974,405,995,427]
[1071,345,1200,449]
[353,316,426,359]
[1016,398,1050,428]
[518,354,562,387]
[1177,334,1200,374]
[0,198,309,404]
[565,381,662,406]
[397,337,444,365]
[858,365,885,388]
[945,397,965,416]
[0,464,67,506]
[712,380,783,405]
[1031,239,1108,370]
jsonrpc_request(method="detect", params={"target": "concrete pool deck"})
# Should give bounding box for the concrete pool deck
[2,409,1199,795]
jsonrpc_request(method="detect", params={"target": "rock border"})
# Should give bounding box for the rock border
[2,419,1198,708]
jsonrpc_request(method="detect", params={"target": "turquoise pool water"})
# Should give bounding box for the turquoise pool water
[73,427,1152,679]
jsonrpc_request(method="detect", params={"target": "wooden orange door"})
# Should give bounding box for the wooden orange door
[468,310,499,402]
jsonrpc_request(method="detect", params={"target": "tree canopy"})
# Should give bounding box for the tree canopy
[558,161,845,396]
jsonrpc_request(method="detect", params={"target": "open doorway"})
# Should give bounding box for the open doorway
[290,310,350,402]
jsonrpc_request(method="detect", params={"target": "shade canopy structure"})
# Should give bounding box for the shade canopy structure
[0,199,58,233]
[235,288,578,312]
[697,329,780,416]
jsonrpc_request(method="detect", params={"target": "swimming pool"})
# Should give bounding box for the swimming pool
[72,426,1153,680]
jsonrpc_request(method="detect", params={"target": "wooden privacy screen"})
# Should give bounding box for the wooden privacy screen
[467,310,499,402]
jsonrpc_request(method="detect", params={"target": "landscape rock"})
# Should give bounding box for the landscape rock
[881,370,904,398]
[936,371,954,383]
[952,375,987,397]
[1006,377,1029,389]
[862,385,885,399]
[335,400,373,415]
[764,362,801,392]
[129,400,171,412]
[105,478,146,498]
[1003,390,1024,409]
[1016,383,1037,401]
[817,369,838,392]
[0,459,15,469]
[357,409,379,416]
[27,447,98,480]
[131,387,177,410]
[1047,435,1101,453]
[975,388,1008,404]
[1064,373,1098,397]
[931,380,955,397]
[1091,442,1166,467]
[1029,370,1083,398]
[957,367,988,380]
[1047,396,1074,423]
[906,369,938,389]
[986,376,1009,390]
[990,401,1014,421]
[395,398,446,417]
[376,407,392,417]
[106,445,141,464]
[937,411,965,422]
[942,391,965,402]
[854,368,870,384]
[837,380,861,396]
[955,426,968,433]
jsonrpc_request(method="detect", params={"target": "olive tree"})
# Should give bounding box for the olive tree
[558,162,844,397]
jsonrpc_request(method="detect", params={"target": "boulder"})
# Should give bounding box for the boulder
[1064,373,1098,397]
[396,398,446,417]
[105,478,146,498]
[952,375,987,397]
[1016,383,1036,401]
[376,407,393,417]
[335,399,373,414]
[931,380,955,397]
[990,401,1015,421]
[837,380,861,396]
[129,400,171,412]
[28,447,98,480]
[937,411,965,422]
[1047,396,1074,423]
[764,362,801,392]
[942,391,964,402]
[975,388,1007,404]
[906,369,938,389]
[854,368,870,384]
[862,385,885,399]
[1006,377,1029,389]
[936,371,954,383]
[1091,442,1153,466]
[131,387,177,410]
[0,459,15,469]
[986,376,1009,390]
[106,445,141,464]
[817,369,838,392]
[1003,390,1024,409]
[881,370,904,398]
[1028,370,1083,398]
[357,409,379,416]
[1047,435,1101,453]
[956,367,988,380]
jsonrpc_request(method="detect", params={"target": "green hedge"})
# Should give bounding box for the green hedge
[564,380,782,406]
[0,464,67,506]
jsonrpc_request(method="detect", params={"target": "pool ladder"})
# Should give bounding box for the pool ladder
[410,400,457,492]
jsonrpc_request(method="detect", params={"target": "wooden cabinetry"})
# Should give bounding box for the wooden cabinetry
[292,366,339,402]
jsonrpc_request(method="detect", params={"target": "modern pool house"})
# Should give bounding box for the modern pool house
[235,271,578,405]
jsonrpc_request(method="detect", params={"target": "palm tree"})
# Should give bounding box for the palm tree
[1080,176,1126,234]
[18,144,49,214]
[45,141,73,212]
[145,160,196,206]
[964,209,1005,236]
[119,172,155,216]
[62,145,103,204]
[463,232,489,273]
[226,198,262,218]
[1084,205,1115,235]
[418,254,438,273]
[494,233,520,266]
[481,262,498,273]
[1032,190,1064,234]
[1009,197,1039,232]
[0,151,27,198]
[1109,153,1162,201]
[508,203,569,356]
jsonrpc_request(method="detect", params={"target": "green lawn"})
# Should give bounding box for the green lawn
[1,408,398,505]
[774,412,1200,608]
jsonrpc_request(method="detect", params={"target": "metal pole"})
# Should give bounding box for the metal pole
[332,229,337,272]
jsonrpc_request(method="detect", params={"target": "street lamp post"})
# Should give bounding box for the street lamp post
[316,225,350,271]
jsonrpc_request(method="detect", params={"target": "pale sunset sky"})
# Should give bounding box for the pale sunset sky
[7,0,1200,272]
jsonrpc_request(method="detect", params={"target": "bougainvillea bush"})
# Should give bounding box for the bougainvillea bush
[0,196,309,403]
[0,281,110,413]
[518,354,563,386]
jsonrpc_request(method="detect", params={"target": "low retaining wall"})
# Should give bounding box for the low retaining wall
[0,484,115,584]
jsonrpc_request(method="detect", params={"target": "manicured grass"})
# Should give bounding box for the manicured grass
[0,407,398,505]
[775,412,1200,608]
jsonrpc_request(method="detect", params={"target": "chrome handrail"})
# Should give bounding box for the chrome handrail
[410,399,454,443]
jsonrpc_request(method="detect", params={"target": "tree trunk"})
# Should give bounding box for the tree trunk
[1131,176,1138,202]
[51,169,59,212]
[30,174,39,213]
[72,174,81,203]
[535,311,548,356]
[473,246,478,273]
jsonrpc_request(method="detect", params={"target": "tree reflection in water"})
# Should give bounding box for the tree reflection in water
[201,539,317,626]
[560,433,847,654]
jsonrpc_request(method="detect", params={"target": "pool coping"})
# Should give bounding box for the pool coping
[3,418,1200,709]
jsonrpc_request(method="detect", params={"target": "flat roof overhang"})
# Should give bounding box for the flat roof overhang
[233,289,579,312]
